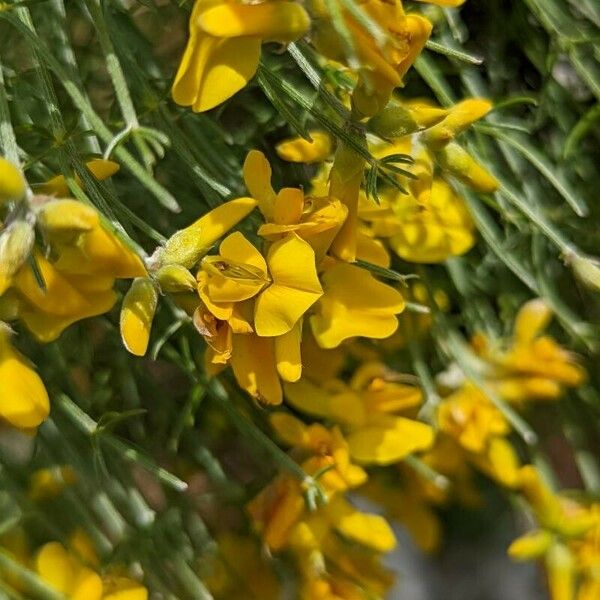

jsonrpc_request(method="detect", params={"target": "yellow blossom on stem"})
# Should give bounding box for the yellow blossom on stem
[172,0,310,112]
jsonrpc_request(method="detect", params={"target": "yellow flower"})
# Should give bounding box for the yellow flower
[474,299,586,403]
[0,324,49,430]
[436,142,500,193]
[276,131,333,164]
[323,494,397,552]
[284,362,433,465]
[387,177,476,263]
[200,231,323,337]
[437,383,509,454]
[310,260,404,348]
[270,412,368,492]
[244,150,348,259]
[172,0,310,112]
[38,159,120,197]
[311,0,432,116]
[0,157,26,202]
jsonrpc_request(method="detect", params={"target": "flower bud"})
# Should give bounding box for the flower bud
[0,219,35,294]
[120,277,158,357]
[422,99,492,149]
[368,105,421,139]
[0,158,26,203]
[570,254,600,292]
[435,143,499,193]
[508,530,553,561]
[156,264,197,293]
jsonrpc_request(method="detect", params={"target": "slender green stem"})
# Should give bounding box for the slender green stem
[55,394,188,492]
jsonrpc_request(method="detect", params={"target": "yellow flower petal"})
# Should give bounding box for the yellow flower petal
[346,416,434,465]
[120,278,158,357]
[0,220,35,294]
[102,577,148,600]
[243,150,276,219]
[284,378,332,419]
[162,197,257,268]
[327,496,397,552]
[202,232,269,303]
[255,234,322,337]
[71,569,104,600]
[37,199,100,236]
[0,327,49,429]
[198,1,310,42]
[39,159,119,198]
[310,262,404,348]
[173,35,261,113]
[53,226,146,279]
[546,543,575,600]
[275,320,302,381]
[270,412,309,446]
[13,253,90,317]
[356,230,391,267]
[508,530,553,561]
[276,131,332,164]
[423,98,492,148]
[513,298,552,344]
[20,289,117,343]
[231,333,282,404]
[273,187,304,225]
[35,542,75,594]
[0,157,26,202]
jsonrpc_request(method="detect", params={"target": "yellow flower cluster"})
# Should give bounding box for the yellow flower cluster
[0,1,593,598]
[0,159,145,430]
